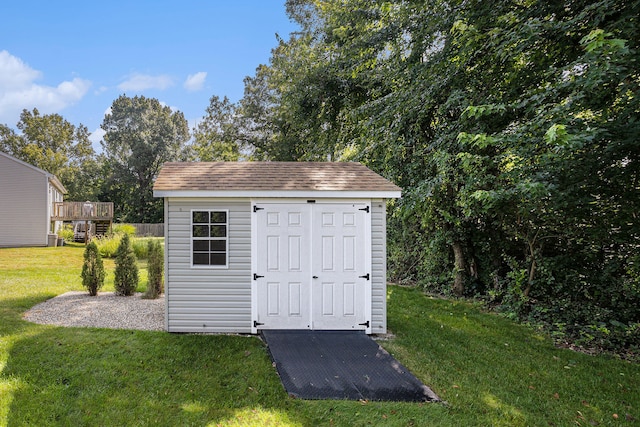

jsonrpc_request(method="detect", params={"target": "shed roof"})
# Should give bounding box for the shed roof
[153,162,401,198]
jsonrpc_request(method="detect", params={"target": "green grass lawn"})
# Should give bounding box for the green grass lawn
[1,246,638,426]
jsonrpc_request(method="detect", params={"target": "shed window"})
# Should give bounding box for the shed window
[191,210,228,267]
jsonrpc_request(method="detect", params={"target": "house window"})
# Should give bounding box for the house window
[191,210,228,267]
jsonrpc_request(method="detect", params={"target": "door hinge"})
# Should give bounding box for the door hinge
[359,273,370,280]
[253,205,264,212]
[253,320,264,327]
[358,206,370,213]
[359,320,370,328]
[253,273,264,280]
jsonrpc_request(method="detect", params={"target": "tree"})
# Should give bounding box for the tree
[237,0,640,350]
[114,234,138,296]
[81,241,105,296]
[236,64,292,160]
[0,108,97,200]
[192,96,242,161]
[144,239,164,299]
[100,95,190,223]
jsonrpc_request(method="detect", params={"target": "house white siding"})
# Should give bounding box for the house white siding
[165,198,252,333]
[48,181,65,235]
[0,153,49,247]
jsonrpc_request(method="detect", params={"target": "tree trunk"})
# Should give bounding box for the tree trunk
[523,236,538,298]
[524,256,536,298]
[452,241,465,297]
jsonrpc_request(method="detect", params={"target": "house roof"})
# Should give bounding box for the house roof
[153,162,401,198]
[0,151,67,194]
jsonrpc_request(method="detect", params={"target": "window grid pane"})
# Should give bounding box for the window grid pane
[211,212,226,223]
[210,225,226,237]
[192,210,228,267]
[193,211,209,223]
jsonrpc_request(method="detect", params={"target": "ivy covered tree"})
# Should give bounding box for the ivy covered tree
[232,0,639,352]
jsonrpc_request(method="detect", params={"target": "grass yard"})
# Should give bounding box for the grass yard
[1,246,638,426]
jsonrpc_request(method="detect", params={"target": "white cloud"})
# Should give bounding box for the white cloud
[88,126,105,151]
[183,71,207,92]
[0,50,41,88]
[0,50,90,124]
[118,73,173,91]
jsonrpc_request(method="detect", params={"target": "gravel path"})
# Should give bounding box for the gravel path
[23,291,165,331]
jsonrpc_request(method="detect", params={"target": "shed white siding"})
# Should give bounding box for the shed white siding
[165,198,252,333]
[371,199,387,333]
[0,153,49,247]
[156,161,400,335]
[164,197,389,334]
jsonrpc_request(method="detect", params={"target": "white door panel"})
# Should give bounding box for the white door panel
[254,202,370,331]
[312,204,369,330]
[255,204,312,329]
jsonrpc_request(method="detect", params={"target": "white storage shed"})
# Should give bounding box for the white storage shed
[153,162,401,334]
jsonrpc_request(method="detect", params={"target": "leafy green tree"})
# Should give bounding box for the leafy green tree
[192,95,242,161]
[0,108,98,200]
[81,241,105,296]
[236,64,294,160]
[237,0,639,350]
[114,234,139,296]
[144,239,164,299]
[100,95,190,223]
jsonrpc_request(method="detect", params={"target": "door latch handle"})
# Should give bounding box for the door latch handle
[253,273,264,280]
[312,276,318,279]
[359,273,370,280]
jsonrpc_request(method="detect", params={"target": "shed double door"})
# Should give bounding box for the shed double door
[253,202,371,331]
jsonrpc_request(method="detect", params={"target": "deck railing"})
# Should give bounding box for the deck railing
[52,202,114,221]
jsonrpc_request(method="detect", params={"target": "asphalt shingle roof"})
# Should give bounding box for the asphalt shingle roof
[153,162,401,193]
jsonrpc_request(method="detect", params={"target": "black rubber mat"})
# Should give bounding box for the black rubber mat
[261,330,440,402]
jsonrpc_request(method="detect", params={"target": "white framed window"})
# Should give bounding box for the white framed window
[191,210,228,268]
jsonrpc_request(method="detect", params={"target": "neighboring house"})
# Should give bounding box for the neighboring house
[0,151,67,247]
[154,162,401,335]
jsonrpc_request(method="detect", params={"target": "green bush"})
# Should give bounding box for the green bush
[94,234,162,260]
[57,224,74,241]
[111,223,136,237]
[81,241,105,296]
[132,237,151,259]
[144,239,164,299]
[114,234,138,296]
[94,234,121,258]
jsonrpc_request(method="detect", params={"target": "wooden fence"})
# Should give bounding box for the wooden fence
[128,223,164,237]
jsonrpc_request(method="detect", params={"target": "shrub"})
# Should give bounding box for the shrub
[111,223,136,237]
[114,234,139,296]
[81,241,105,296]
[94,234,121,258]
[94,234,163,260]
[132,238,151,259]
[144,239,164,299]
[57,224,74,241]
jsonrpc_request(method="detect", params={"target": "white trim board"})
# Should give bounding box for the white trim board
[154,190,401,199]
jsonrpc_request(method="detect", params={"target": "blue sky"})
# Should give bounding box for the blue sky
[0,1,298,148]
